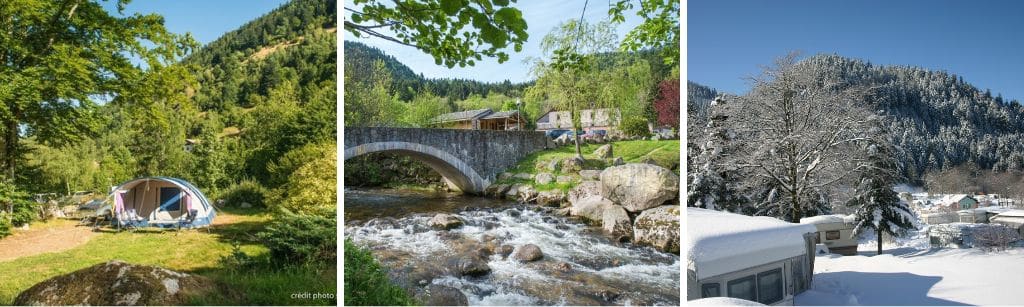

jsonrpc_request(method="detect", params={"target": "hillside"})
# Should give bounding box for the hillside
[343,41,531,101]
[689,54,1024,182]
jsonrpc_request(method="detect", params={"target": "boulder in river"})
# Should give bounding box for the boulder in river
[535,172,555,185]
[512,244,544,262]
[568,180,601,205]
[594,144,613,159]
[497,245,515,259]
[570,195,613,223]
[14,260,214,306]
[633,205,680,254]
[505,184,524,199]
[454,257,491,277]
[485,184,511,197]
[599,163,680,212]
[602,205,633,239]
[517,185,538,202]
[536,190,566,207]
[422,284,469,306]
[429,214,463,230]
[579,170,601,181]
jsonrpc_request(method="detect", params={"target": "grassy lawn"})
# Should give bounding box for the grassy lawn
[0,208,336,305]
[496,140,680,191]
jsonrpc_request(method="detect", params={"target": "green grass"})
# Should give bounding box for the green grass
[496,140,681,191]
[0,208,336,305]
[344,239,416,306]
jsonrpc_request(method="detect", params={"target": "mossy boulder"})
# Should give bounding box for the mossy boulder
[599,163,680,212]
[633,205,680,254]
[14,260,215,306]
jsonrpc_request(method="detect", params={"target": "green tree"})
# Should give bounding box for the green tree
[345,0,529,68]
[0,0,196,180]
[608,0,680,65]
[344,60,404,127]
[848,138,917,255]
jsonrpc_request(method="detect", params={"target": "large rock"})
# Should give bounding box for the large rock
[423,284,469,306]
[570,195,613,223]
[485,184,511,197]
[561,157,584,174]
[568,181,602,205]
[633,205,680,254]
[505,184,524,199]
[453,257,491,277]
[498,172,514,180]
[579,170,602,181]
[513,173,534,180]
[14,260,214,306]
[512,244,544,262]
[555,175,574,184]
[599,164,680,212]
[593,144,613,159]
[536,190,566,207]
[517,185,538,202]
[602,205,633,240]
[535,173,555,185]
[429,214,463,230]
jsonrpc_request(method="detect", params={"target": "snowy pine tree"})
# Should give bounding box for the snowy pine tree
[687,95,748,212]
[848,135,917,255]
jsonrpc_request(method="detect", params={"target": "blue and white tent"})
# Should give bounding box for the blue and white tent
[109,177,216,228]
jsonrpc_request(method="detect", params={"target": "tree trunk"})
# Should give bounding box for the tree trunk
[877,229,883,255]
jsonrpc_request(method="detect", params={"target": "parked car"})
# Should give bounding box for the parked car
[583,129,607,140]
[545,129,570,138]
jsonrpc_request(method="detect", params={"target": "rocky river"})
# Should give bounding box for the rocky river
[344,187,681,306]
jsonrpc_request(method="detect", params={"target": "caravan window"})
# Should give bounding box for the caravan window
[757,268,784,304]
[701,283,721,298]
[727,275,756,302]
[826,230,841,240]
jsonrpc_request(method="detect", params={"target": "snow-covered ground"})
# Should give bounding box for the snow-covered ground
[797,231,1024,305]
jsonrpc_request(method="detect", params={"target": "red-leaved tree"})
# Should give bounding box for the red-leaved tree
[654,79,680,129]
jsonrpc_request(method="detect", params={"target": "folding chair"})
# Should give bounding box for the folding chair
[178,209,206,234]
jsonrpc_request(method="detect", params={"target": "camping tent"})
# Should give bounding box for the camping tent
[109,177,216,228]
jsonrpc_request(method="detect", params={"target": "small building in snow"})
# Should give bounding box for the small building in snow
[942,194,979,211]
[687,208,818,305]
[799,214,858,256]
[990,210,1024,236]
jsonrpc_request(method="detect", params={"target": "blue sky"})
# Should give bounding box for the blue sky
[344,1,644,83]
[103,0,289,46]
[689,0,1024,101]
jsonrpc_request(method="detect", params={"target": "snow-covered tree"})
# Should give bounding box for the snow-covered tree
[732,52,874,222]
[687,95,748,213]
[847,135,917,255]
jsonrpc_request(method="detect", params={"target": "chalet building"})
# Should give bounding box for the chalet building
[943,194,980,211]
[535,108,620,132]
[431,108,523,131]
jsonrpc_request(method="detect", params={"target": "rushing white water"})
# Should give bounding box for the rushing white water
[345,188,680,306]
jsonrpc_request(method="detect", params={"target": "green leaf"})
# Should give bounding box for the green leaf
[493,0,510,6]
[439,0,463,15]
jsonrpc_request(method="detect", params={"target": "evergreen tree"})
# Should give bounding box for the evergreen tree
[687,96,747,212]
[847,134,917,255]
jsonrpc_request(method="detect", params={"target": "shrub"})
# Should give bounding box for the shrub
[220,179,268,208]
[972,224,1021,251]
[620,116,651,138]
[267,142,335,189]
[258,213,336,265]
[0,212,11,238]
[344,239,416,306]
[275,146,336,216]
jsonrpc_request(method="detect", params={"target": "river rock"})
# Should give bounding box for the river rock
[505,184,523,199]
[594,144,613,159]
[14,260,214,306]
[454,257,491,277]
[547,159,562,172]
[536,190,566,207]
[429,214,463,230]
[485,184,511,197]
[512,244,544,262]
[423,284,469,306]
[568,181,602,205]
[602,205,633,239]
[517,185,538,202]
[633,205,681,254]
[554,208,571,216]
[561,157,584,174]
[599,163,680,212]
[535,173,555,185]
[514,173,534,180]
[579,170,601,180]
[497,245,515,259]
[570,195,613,223]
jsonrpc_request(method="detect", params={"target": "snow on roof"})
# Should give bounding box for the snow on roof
[942,194,975,204]
[687,208,817,280]
[994,209,1024,218]
[799,214,854,225]
[690,297,765,306]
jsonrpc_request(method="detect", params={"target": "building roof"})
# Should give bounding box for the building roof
[687,208,816,280]
[943,194,977,204]
[432,109,492,123]
[481,110,520,120]
[799,214,855,225]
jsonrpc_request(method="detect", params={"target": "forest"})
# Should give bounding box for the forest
[0,0,336,304]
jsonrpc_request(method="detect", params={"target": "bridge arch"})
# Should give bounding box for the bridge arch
[343,141,490,194]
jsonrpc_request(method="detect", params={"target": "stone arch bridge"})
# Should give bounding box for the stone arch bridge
[343,127,551,194]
